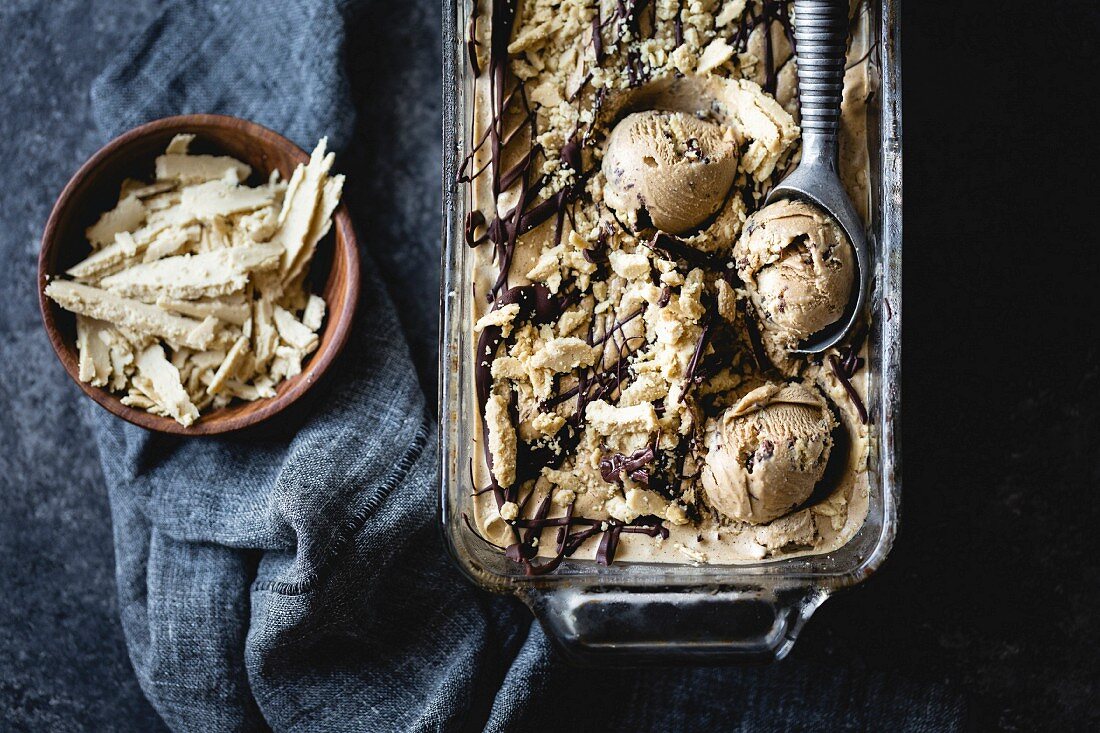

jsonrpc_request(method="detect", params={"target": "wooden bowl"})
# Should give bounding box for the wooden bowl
[38,114,360,435]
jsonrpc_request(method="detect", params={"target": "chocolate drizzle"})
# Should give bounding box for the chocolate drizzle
[464,210,486,247]
[845,3,874,70]
[829,329,868,424]
[644,231,724,271]
[545,336,644,414]
[474,282,569,508]
[460,0,546,298]
[607,0,657,87]
[724,1,796,97]
[680,306,716,402]
[591,9,604,63]
[504,508,668,573]
[761,1,777,95]
[673,0,685,47]
[599,446,656,485]
[463,512,503,550]
[589,305,646,347]
[583,222,612,271]
[739,299,773,373]
[466,3,482,77]
[845,41,877,71]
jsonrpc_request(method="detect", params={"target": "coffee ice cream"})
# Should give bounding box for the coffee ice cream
[735,199,855,359]
[462,0,873,568]
[602,111,738,235]
[700,383,835,525]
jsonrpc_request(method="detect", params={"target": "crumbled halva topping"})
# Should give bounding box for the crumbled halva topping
[46,134,344,426]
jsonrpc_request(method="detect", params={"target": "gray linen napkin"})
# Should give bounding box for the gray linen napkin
[88,1,964,731]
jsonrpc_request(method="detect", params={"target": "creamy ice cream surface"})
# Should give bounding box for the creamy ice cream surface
[701,382,836,525]
[461,0,874,569]
[735,199,855,364]
[603,111,738,235]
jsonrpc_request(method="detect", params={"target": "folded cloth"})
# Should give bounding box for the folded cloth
[89,1,963,731]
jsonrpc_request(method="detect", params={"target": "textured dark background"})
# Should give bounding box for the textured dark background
[1,0,1097,731]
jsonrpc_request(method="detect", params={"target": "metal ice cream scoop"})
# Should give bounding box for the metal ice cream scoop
[766,0,868,354]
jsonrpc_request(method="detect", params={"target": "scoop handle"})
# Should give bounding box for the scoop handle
[793,0,849,169]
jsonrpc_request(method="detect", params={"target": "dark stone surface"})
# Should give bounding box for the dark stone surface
[1,3,171,730]
[0,0,1097,731]
[888,1,1099,729]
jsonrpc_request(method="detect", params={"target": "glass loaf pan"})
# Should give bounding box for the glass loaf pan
[439,0,902,663]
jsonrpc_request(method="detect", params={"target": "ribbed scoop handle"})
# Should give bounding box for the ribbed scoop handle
[793,0,849,165]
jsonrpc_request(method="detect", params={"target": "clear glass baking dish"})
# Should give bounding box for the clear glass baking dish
[439,0,901,663]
